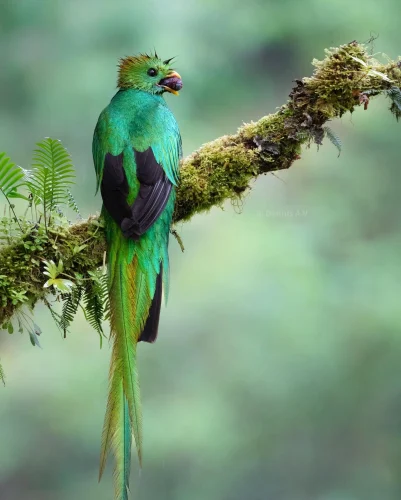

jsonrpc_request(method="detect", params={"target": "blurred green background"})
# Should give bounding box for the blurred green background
[1,1,401,499]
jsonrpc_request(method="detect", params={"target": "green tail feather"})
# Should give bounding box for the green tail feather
[100,253,145,500]
[100,200,171,499]
[118,263,143,462]
[113,398,132,500]
[123,399,132,490]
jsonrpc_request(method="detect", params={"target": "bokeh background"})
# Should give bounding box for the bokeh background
[1,1,401,499]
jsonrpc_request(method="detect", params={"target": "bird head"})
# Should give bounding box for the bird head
[117,52,182,96]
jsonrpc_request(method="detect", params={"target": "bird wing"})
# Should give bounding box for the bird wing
[99,147,173,239]
[138,103,182,186]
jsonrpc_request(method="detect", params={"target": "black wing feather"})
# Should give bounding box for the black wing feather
[100,152,131,225]
[100,148,172,239]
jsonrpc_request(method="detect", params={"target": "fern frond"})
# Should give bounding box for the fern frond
[83,271,108,346]
[67,189,82,219]
[28,138,75,214]
[387,86,401,110]
[43,298,64,334]
[0,152,27,198]
[390,102,401,121]
[60,285,84,337]
[101,272,111,321]
[387,87,401,121]
[323,126,342,156]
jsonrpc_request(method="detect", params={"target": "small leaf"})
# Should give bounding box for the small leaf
[29,330,42,348]
[7,191,30,201]
[43,259,65,281]
[44,278,74,292]
[7,322,14,334]
[43,259,59,279]
[33,323,42,336]
[72,244,87,255]
[56,279,74,292]
[17,317,24,334]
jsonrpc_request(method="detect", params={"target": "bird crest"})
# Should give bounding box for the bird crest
[117,51,178,92]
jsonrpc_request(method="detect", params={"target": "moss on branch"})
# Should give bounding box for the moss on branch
[1,42,400,326]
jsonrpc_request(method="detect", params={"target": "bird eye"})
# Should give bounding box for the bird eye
[147,68,158,77]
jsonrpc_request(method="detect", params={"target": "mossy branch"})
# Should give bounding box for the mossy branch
[1,42,401,326]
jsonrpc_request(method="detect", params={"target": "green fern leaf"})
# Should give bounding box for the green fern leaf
[100,272,110,321]
[323,126,342,157]
[44,299,64,334]
[60,285,83,337]
[387,87,401,120]
[0,152,27,197]
[390,102,401,121]
[83,271,108,346]
[67,189,82,218]
[387,87,401,109]
[28,138,75,214]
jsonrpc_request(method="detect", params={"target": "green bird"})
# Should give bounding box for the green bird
[92,52,182,499]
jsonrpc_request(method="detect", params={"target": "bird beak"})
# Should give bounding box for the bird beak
[158,71,183,96]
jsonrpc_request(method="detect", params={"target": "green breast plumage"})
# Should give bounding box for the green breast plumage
[93,89,182,194]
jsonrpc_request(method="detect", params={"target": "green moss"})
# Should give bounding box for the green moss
[2,41,401,326]
[0,218,105,325]
[173,135,259,222]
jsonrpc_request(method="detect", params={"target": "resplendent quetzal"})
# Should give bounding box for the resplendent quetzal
[92,52,182,499]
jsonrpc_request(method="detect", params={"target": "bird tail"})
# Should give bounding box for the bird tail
[99,253,146,500]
